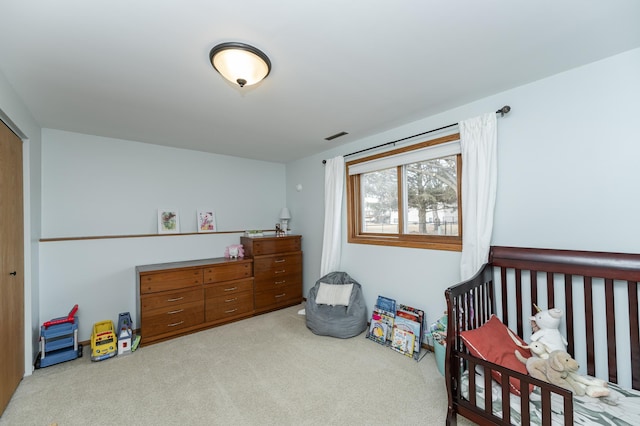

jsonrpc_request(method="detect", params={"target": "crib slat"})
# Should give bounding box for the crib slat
[520,385,531,425]
[547,271,555,308]
[531,269,539,314]
[468,358,477,406]
[564,274,575,357]
[540,389,552,426]
[500,267,509,325]
[584,276,596,377]
[515,268,523,336]
[605,278,618,383]
[564,395,574,426]
[488,275,496,319]
[477,282,486,326]
[629,281,640,390]
[484,368,493,415]
[500,374,510,423]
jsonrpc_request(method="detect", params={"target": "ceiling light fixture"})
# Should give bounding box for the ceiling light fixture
[209,42,271,88]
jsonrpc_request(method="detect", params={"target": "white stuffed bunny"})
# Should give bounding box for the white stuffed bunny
[530,307,568,353]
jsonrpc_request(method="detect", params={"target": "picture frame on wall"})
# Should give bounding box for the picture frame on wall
[158,209,180,234]
[197,210,216,233]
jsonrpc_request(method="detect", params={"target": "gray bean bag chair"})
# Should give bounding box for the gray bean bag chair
[305,271,368,338]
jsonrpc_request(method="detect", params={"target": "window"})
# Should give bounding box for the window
[346,133,462,251]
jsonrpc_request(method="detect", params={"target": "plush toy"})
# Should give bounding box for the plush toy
[530,307,568,353]
[569,372,611,398]
[507,328,552,359]
[224,244,244,259]
[519,350,610,398]
[523,350,587,396]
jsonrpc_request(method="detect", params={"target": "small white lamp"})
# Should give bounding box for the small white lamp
[279,207,291,233]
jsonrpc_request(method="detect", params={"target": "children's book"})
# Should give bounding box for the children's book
[396,304,425,359]
[391,327,415,357]
[366,307,395,344]
[367,316,388,345]
[398,304,424,328]
[366,295,398,346]
[376,295,396,314]
[375,307,395,341]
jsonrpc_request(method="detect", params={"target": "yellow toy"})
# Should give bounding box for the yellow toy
[90,320,117,361]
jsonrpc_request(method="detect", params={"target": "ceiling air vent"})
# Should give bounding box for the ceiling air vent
[324,131,348,141]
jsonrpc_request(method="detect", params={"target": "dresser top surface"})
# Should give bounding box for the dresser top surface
[136,256,252,273]
[241,234,301,241]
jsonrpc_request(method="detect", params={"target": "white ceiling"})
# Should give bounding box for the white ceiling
[1,1,639,163]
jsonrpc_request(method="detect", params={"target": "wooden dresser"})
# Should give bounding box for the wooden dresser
[241,235,303,315]
[136,257,253,345]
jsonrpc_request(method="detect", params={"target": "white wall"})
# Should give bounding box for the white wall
[286,48,640,331]
[0,69,42,375]
[40,130,287,340]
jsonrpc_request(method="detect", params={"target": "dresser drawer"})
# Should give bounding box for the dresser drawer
[142,300,204,337]
[254,283,302,310]
[241,236,301,256]
[254,252,301,272]
[139,268,203,294]
[254,253,302,279]
[205,292,254,322]
[204,262,252,283]
[141,287,203,312]
[205,278,253,298]
[254,274,301,293]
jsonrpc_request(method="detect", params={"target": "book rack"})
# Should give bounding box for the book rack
[365,295,426,361]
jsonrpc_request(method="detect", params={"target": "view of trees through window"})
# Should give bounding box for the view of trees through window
[361,155,459,236]
[362,168,398,233]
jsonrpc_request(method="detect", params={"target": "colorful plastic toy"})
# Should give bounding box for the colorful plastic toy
[116,312,133,356]
[90,320,117,361]
[36,304,83,369]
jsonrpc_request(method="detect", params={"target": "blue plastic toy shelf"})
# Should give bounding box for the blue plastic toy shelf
[37,305,83,368]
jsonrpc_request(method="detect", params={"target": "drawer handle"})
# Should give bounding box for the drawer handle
[275,270,286,274]
[167,297,184,302]
[224,287,238,292]
[225,298,238,303]
[167,309,184,315]
[275,280,286,285]
[274,259,286,263]
[225,308,238,314]
[275,293,286,298]
[168,321,184,327]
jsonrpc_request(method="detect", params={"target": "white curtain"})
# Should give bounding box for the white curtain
[320,156,345,276]
[459,112,498,280]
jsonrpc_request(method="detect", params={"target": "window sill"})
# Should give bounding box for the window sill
[347,234,462,252]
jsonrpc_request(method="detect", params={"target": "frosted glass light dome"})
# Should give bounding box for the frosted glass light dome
[210,42,271,87]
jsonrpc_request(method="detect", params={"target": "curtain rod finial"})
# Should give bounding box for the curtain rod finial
[498,105,511,117]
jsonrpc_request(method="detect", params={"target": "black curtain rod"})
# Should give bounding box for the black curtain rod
[322,105,511,164]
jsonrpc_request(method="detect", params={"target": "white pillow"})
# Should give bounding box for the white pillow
[315,282,353,306]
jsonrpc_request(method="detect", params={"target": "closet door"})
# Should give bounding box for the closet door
[0,119,24,415]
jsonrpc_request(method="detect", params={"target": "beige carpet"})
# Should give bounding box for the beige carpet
[0,303,473,425]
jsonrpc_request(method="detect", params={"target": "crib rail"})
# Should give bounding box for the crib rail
[455,352,574,426]
[445,246,640,425]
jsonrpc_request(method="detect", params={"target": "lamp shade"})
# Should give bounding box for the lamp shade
[279,208,291,220]
[209,42,271,87]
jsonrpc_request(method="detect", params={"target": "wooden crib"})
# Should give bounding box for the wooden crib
[444,246,640,425]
